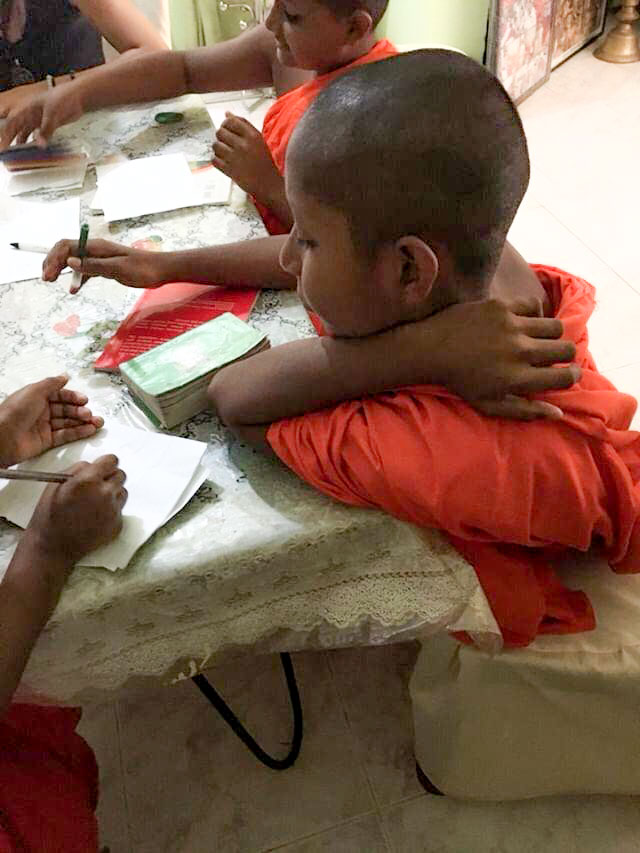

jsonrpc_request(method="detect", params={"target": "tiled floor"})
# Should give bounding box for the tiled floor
[78,34,640,853]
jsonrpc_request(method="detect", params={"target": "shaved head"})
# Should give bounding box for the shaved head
[318,0,389,26]
[288,50,530,285]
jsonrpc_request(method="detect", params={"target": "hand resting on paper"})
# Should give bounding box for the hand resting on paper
[43,238,165,290]
[0,375,104,468]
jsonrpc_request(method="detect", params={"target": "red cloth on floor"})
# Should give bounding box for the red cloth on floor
[254,39,398,236]
[267,266,640,647]
[0,704,99,852]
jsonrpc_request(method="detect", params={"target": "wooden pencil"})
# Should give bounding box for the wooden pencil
[0,469,71,484]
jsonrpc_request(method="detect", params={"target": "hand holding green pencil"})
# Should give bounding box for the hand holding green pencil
[69,222,89,295]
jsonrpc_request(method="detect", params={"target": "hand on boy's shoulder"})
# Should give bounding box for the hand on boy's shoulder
[426,298,580,420]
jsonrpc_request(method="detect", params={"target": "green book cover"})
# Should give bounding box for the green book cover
[119,312,265,396]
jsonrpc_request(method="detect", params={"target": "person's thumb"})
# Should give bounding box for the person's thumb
[32,374,70,397]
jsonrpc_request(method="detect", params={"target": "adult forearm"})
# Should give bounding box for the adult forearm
[159,236,295,289]
[0,534,71,713]
[211,321,445,427]
[75,49,189,112]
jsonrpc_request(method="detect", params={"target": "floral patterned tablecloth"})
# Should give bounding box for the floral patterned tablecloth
[0,95,498,702]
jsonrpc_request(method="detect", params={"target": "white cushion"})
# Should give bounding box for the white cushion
[411,554,640,800]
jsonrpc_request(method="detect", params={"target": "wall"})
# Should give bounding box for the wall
[377,0,491,62]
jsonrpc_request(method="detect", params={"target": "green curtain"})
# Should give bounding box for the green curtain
[169,0,252,49]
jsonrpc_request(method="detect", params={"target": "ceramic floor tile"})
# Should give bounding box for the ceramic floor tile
[508,204,640,372]
[76,700,130,853]
[327,643,424,808]
[382,794,640,853]
[270,814,389,853]
[117,651,373,853]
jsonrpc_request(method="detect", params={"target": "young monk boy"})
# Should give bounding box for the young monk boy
[0,375,127,852]
[2,0,393,233]
[36,0,578,409]
[208,50,640,649]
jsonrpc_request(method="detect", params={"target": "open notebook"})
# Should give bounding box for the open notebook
[0,424,208,571]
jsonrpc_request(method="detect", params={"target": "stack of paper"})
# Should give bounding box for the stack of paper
[7,157,88,196]
[91,153,231,222]
[0,423,208,570]
[0,196,79,285]
[120,312,268,428]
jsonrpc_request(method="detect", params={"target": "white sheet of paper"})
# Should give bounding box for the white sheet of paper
[0,423,208,570]
[192,164,232,205]
[0,196,79,285]
[96,153,206,222]
[7,157,88,196]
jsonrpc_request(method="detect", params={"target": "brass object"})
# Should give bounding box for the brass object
[594,0,640,63]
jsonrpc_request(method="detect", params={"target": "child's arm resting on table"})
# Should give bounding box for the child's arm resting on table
[209,299,580,450]
[42,235,296,291]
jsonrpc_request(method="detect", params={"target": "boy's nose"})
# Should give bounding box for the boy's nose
[280,229,302,277]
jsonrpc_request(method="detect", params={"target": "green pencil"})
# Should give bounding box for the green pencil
[70,222,89,295]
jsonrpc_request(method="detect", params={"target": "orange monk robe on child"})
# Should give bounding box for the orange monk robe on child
[267,267,640,648]
[254,39,398,236]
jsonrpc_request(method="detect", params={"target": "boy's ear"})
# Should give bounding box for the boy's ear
[346,10,374,42]
[393,236,439,307]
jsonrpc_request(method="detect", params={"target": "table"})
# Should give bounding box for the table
[0,95,497,703]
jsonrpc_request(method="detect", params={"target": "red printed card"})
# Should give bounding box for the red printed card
[94,282,259,372]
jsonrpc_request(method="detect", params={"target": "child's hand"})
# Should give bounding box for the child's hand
[428,297,580,419]
[43,238,164,290]
[25,455,127,569]
[0,376,103,469]
[213,112,283,202]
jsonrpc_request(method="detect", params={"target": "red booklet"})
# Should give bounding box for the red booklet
[94,282,259,371]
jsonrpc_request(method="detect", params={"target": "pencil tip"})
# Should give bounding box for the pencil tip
[9,242,18,249]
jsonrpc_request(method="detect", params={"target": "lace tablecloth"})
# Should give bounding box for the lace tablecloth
[0,95,499,702]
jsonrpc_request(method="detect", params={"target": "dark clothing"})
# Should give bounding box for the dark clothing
[0,0,104,91]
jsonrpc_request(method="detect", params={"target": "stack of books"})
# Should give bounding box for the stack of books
[120,312,268,428]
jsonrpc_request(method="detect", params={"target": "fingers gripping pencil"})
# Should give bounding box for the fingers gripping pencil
[70,223,89,295]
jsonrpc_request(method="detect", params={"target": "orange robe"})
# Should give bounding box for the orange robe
[267,267,640,647]
[255,39,398,236]
[0,705,99,852]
